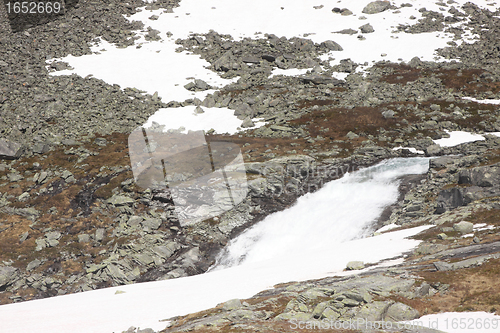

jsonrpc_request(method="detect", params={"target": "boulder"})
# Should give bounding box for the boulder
[425,144,442,156]
[359,23,375,33]
[346,261,365,270]
[435,188,464,213]
[362,1,391,14]
[241,117,255,128]
[0,266,18,288]
[142,217,162,230]
[321,40,343,51]
[222,299,242,311]
[346,131,359,140]
[458,164,500,187]
[107,195,135,206]
[0,138,23,159]
[384,302,419,321]
[433,261,452,271]
[301,74,343,85]
[453,221,473,234]
[355,301,392,321]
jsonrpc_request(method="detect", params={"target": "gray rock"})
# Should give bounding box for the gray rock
[385,302,420,321]
[425,144,442,156]
[242,56,261,64]
[458,164,500,187]
[241,117,255,128]
[137,329,155,333]
[106,264,130,284]
[332,8,353,16]
[430,156,458,169]
[435,188,464,214]
[415,282,432,297]
[301,75,342,85]
[359,23,375,33]
[7,173,23,182]
[19,231,29,243]
[453,221,473,234]
[346,131,359,140]
[127,216,143,227]
[107,195,135,206]
[94,138,107,147]
[362,1,391,14]
[336,28,358,35]
[78,234,91,243]
[27,259,42,271]
[35,238,47,251]
[0,138,23,159]
[95,228,105,242]
[0,266,18,288]
[321,40,343,51]
[142,217,162,230]
[355,301,392,321]
[46,231,61,241]
[222,299,242,311]
[433,261,452,271]
[381,110,395,118]
[185,79,212,91]
[346,261,365,270]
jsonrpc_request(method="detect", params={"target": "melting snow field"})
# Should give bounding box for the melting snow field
[4,0,499,332]
[213,158,430,269]
[433,130,500,147]
[0,158,434,333]
[47,0,498,134]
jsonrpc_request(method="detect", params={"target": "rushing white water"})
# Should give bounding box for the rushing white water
[213,157,430,270]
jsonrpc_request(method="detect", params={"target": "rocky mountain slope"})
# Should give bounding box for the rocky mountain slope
[1,1,500,332]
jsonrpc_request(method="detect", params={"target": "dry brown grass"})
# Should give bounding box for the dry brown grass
[378,64,500,96]
[415,258,500,315]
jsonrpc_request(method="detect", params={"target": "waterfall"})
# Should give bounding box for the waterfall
[212,157,430,270]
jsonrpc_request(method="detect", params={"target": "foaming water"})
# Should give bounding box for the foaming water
[211,157,430,270]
